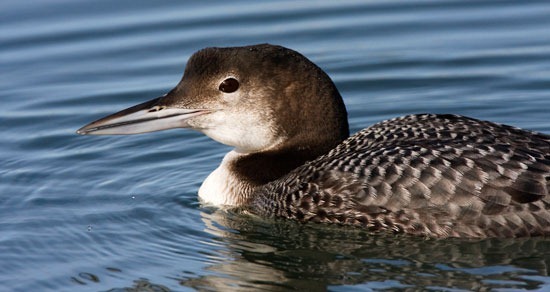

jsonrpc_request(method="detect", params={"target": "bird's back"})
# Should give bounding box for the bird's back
[251,114,550,238]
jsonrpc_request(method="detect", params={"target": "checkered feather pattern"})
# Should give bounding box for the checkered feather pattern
[251,114,550,238]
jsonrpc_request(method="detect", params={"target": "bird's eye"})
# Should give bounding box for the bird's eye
[219,77,239,93]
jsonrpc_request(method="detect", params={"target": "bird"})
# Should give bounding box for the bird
[77,43,550,238]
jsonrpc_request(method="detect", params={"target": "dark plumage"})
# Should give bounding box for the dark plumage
[253,114,550,237]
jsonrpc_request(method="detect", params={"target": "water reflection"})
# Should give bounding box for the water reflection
[187,210,550,291]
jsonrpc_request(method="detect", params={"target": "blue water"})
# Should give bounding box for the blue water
[1,0,550,291]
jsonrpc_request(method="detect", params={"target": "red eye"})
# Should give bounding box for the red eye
[219,78,239,93]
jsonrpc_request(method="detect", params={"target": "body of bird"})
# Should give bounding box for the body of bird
[78,44,550,238]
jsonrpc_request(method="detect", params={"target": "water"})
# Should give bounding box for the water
[1,0,550,291]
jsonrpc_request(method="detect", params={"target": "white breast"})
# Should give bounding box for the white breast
[198,150,251,206]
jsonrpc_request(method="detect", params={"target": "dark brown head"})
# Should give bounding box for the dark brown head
[77,44,349,156]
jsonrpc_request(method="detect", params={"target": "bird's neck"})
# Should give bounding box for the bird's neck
[198,151,252,206]
[198,147,324,207]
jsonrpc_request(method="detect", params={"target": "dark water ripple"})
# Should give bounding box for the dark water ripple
[1,0,550,291]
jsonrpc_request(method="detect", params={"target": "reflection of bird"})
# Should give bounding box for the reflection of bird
[78,44,550,238]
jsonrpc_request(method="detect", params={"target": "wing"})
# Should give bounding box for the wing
[251,114,550,238]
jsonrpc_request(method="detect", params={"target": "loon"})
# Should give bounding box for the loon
[77,44,550,238]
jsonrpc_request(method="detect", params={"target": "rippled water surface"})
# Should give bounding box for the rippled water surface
[2,0,550,291]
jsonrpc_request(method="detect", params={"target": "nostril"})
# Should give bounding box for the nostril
[148,106,165,112]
